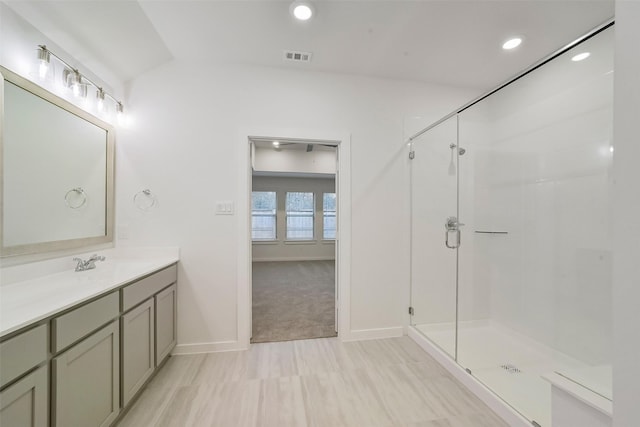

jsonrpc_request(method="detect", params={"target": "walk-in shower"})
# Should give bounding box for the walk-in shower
[409,23,613,426]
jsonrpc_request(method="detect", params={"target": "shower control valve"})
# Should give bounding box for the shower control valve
[445,216,464,230]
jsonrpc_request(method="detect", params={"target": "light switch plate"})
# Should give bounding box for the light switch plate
[215,201,234,215]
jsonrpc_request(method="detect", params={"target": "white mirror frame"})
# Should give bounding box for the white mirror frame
[0,66,115,257]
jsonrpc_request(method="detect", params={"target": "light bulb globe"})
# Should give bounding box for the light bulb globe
[290,2,314,21]
[502,37,522,50]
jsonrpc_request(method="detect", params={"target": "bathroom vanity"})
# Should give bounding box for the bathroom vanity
[0,56,178,427]
[0,253,179,427]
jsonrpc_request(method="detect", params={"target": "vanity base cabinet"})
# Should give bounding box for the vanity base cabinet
[121,298,155,406]
[155,283,177,365]
[0,365,48,427]
[52,320,120,427]
[1,262,177,427]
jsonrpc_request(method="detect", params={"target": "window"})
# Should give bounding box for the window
[286,192,314,240]
[323,193,336,239]
[251,191,276,240]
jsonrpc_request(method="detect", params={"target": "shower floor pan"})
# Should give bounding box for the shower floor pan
[413,321,611,427]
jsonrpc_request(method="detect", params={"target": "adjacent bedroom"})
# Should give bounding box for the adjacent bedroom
[250,139,338,343]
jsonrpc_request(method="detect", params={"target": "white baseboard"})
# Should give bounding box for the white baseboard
[342,326,404,342]
[252,256,335,262]
[172,340,246,355]
[408,326,530,427]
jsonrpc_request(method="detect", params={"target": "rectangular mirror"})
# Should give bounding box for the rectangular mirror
[1,66,114,257]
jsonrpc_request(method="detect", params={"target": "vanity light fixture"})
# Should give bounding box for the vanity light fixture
[272,141,280,147]
[64,69,85,98]
[290,1,314,21]
[116,102,125,125]
[37,45,50,79]
[96,88,105,111]
[502,37,523,50]
[34,44,125,123]
[571,52,591,62]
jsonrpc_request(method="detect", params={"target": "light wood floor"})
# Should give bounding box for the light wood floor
[116,337,509,427]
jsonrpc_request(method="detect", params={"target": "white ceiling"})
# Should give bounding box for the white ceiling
[5,0,614,91]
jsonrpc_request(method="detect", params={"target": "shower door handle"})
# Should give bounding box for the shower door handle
[445,229,460,249]
[445,216,462,249]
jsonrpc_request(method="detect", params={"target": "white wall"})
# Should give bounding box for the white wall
[116,60,473,349]
[252,176,335,262]
[612,1,640,425]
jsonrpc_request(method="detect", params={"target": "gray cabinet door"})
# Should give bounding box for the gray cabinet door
[155,284,177,365]
[52,320,119,427]
[121,298,155,406]
[0,365,48,427]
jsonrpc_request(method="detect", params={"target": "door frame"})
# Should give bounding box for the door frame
[237,128,352,348]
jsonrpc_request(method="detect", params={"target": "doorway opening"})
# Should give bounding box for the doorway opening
[249,138,339,343]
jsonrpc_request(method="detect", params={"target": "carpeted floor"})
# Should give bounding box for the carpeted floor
[251,260,337,343]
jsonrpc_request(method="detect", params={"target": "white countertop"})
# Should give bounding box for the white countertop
[0,247,179,338]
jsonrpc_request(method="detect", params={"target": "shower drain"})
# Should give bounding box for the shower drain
[500,363,522,374]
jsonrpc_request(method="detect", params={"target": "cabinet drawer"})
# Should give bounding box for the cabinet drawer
[52,292,119,353]
[0,324,47,388]
[122,264,177,312]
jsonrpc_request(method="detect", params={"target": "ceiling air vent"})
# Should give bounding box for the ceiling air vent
[284,50,312,63]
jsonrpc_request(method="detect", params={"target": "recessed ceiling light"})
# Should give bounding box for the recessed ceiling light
[571,52,591,62]
[502,37,522,50]
[272,141,280,147]
[290,1,314,21]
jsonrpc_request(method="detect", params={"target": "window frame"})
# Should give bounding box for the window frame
[322,192,337,240]
[251,191,277,241]
[285,191,315,241]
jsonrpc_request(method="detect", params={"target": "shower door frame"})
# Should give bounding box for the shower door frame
[409,114,461,360]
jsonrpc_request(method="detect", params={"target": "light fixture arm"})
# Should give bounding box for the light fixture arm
[36,44,124,111]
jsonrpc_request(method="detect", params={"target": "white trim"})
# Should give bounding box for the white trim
[238,127,351,348]
[408,326,530,427]
[283,240,318,245]
[172,340,245,355]
[342,326,404,342]
[252,256,335,262]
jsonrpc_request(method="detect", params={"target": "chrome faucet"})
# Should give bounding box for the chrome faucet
[73,254,106,272]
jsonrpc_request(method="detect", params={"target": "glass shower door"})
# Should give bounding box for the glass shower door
[455,26,614,427]
[410,116,459,358]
